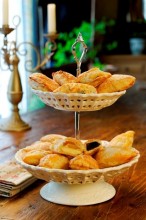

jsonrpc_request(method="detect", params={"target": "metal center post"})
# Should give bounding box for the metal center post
[71,33,87,139]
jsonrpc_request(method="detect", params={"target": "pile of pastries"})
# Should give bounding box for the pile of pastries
[21,131,138,170]
[28,67,136,94]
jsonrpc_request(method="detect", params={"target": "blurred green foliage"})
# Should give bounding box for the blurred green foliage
[42,18,117,68]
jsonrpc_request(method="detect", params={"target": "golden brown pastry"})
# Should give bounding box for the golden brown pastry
[50,137,86,157]
[95,145,138,168]
[53,83,97,94]
[40,134,66,143]
[96,74,136,93]
[84,139,101,155]
[77,67,111,87]
[22,150,49,166]
[109,130,135,148]
[28,72,60,92]
[52,70,77,85]
[95,130,138,168]
[69,154,99,170]
[23,141,53,153]
[39,153,69,169]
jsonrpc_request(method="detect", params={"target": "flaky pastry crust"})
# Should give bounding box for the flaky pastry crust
[53,83,97,94]
[77,67,111,87]
[39,154,69,169]
[69,154,99,170]
[29,73,60,92]
[52,70,77,85]
[96,74,136,93]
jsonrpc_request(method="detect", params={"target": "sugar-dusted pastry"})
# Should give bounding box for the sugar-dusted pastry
[40,134,66,143]
[77,67,111,87]
[84,139,101,155]
[95,145,138,168]
[23,141,53,153]
[28,72,60,92]
[22,150,49,166]
[53,83,97,94]
[95,131,138,168]
[50,137,86,157]
[69,154,99,170]
[52,70,77,85]
[109,130,135,148]
[96,74,136,93]
[39,154,69,169]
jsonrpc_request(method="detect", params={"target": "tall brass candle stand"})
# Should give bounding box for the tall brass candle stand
[0,16,58,131]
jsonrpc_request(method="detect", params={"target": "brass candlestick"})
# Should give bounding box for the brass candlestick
[0,16,58,132]
[35,32,58,70]
[0,23,30,131]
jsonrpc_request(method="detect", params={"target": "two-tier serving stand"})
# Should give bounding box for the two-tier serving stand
[15,33,140,206]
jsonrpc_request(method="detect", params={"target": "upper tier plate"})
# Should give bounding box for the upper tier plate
[32,89,126,112]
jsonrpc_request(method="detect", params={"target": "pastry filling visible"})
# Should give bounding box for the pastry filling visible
[86,141,100,151]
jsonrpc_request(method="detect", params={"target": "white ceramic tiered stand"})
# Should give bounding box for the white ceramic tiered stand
[15,34,140,206]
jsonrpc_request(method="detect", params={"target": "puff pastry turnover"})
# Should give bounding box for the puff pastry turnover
[69,154,99,170]
[51,137,86,157]
[52,70,77,85]
[40,134,66,144]
[77,67,111,87]
[22,150,49,166]
[96,74,136,93]
[53,83,97,94]
[95,130,138,168]
[39,154,69,169]
[84,139,101,155]
[29,72,60,92]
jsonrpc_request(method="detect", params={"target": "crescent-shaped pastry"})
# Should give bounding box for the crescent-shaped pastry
[29,72,60,91]
[39,154,69,169]
[50,137,86,157]
[52,70,77,85]
[77,67,111,87]
[95,130,137,169]
[96,74,136,93]
[69,154,99,170]
[109,130,135,148]
[53,83,97,94]
[95,145,138,168]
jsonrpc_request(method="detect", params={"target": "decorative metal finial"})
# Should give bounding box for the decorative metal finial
[72,32,88,77]
[71,33,88,140]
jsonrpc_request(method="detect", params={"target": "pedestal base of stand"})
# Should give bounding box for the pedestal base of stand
[40,179,116,206]
[0,113,31,131]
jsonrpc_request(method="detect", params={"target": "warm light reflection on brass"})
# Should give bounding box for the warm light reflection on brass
[0,24,30,131]
[0,20,58,132]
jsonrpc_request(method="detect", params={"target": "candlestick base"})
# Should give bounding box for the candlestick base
[0,112,31,132]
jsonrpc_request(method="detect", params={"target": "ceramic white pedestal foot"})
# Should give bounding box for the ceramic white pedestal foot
[40,179,116,206]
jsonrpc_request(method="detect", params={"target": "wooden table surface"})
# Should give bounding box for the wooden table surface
[0,81,146,220]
